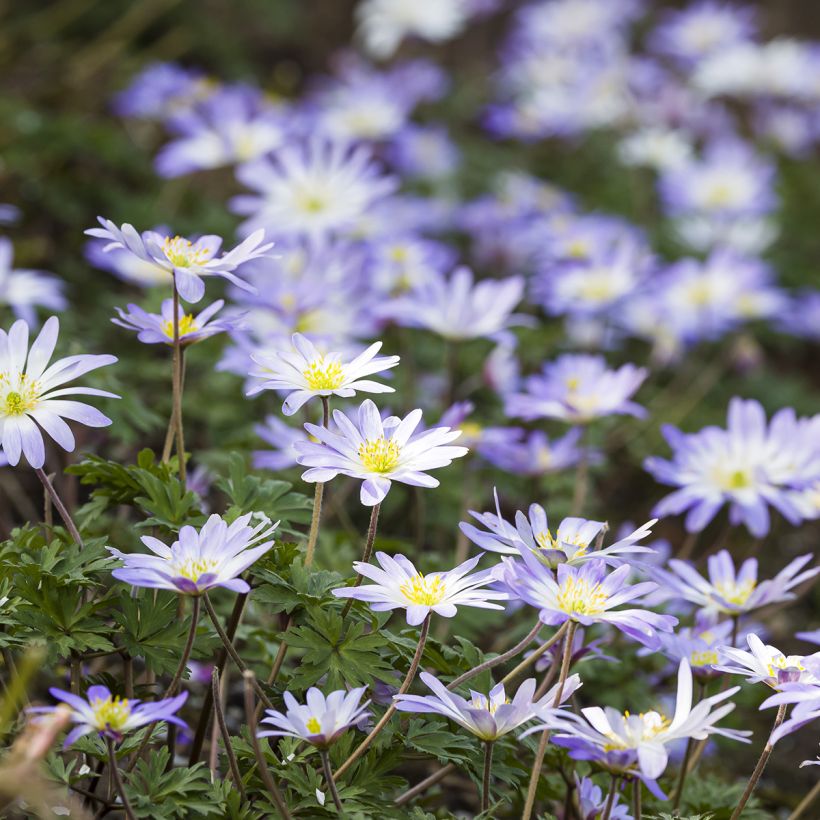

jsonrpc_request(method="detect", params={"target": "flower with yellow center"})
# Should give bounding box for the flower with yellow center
[90,694,132,733]
[161,235,212,268]
[359,436,402,473]
[161,313,199,340]
[303,359,346,391]
[555,575,609,617]
[400,573,446,606]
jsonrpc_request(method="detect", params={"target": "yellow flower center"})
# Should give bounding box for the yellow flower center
[296,191,328,214]
[162,236,210,267]
[389,245,409,263]
[161,313,199,340]
[603,711,670,750]
[303,359,345,391]
[712,465,754,492]
[566,239,589,258]
[400,573,446,606]
[704,182,736,208]
[714,579,756,606]
[767,654,805,678]
[555,575,608,616]
[91,695,132,732]
[1,375,39,417]
[358,437,401,473]
[176,557,218,583]
[470,694,509,714]
[305,717,322,734]
[690,650,719,667]
[459,422,483,440]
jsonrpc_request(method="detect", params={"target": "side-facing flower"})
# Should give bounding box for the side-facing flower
[715,633,820,689]
[394,671,580,741]
[295,398,468,506]
[31,685,187,747]
[108,513,277,595]
[258,687,370,748]
[0,317,118,468]
[113,299,239,346]
[0,238,65,325]
[758,662,820,745]
[331,552,507,625]
[247,333,399,415]
[85,218,272,303]
[651,614,737,681]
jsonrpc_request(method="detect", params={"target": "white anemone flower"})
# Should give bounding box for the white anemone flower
[715,634,820,690]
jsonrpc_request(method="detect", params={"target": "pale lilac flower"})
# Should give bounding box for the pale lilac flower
[617,127,694,171]
[499,559,677,649]
[505,354,647,423]
[644,398,819,536]
[247,333,399,415]
[85,218,272,303]
[0,238,65,325]
[294,399,468,506]
[651,549,819,617]
[759,674,820,745]
[113,62,210,120]
[331,552,507,625]
[651,615,737,681]
[388,125,460,179]
[113,299,238,346]
[394,672,580,741]
[715,634,820,690]
[572,775,631,820]
[252,415,309,471]
[108,513,277,596]
[31,686,187,747]
[478,429,585,477]
[0,317,117,468]
[258,687,369,748]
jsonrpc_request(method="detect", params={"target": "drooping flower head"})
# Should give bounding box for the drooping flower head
[108,513,277,596]
[85,218,272,303]
[247,333,399,415]
[31,686,187,748]
[715,634,820,690]
[0,238,65,325]
[505,354,647,423]
[113,299,239,346]
[332,552,507,625]
[0,317,117,468]
[294,398,468,506]
[258,687,370,749]
[394,671,580,741]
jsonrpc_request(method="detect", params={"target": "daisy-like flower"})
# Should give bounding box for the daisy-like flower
[108,513,277,596]
[394,672,581,741]
[650,614,739,682]
[247,333,399,416]
[258,687,370,748]
[536,660,749,794]
[651,549,819,617]
[0,238,65,325]
[461,491,655,568]
[478,428,585,477]
[232,139,397,244]
[0,317,117,468]
[644,397,819,536]
[294,398,468,506]
[112,299,239,346]
[505,354,647,423]
[759,669,820,745]
[31,685,187,747]
[85,218,272,303]
[499,559,677,649]
[715,634,820,690]
[252,415,309,471]
[331,552,507,625]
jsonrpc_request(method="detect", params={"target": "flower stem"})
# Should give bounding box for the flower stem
[672,680,705,810]
[601,775,620,820]
[789,780,820,820]
[570,429,590,516]
[171,279,186,485]
[203,592,273,709]
[162,348,186,463]
[633,779,642,820]
[340,502,381,619]
[334,613,431,781]
[521,621,577,820]
[243,671,292,820]
[321,749,344,814]
[481,741,494,813]
[447,619,550,691]
[499,621,569,688]
[304,397,330,569]
[211,667,247,802]
[730,704,787,820]
[34,468,83,547]
[394,764,456,806]
[107,738,136,820]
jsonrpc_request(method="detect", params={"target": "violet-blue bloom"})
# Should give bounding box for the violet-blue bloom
[113,299,239,346]
[252,415,309,471]
[478,428,585,477]
[0,238,65,325]
[573,775,631,820]
[113,61,210,120]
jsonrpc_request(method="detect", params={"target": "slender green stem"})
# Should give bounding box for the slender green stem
[211,667,246,802]
[601,775,620,820]
[162,348,186,463]
[672,680,704,810]
[334,614,431,781]
[789,780,820,820]
[340,502,381,619]
[35,468,83,547]
[304,396,330,568]
[730,704,787,820]
[171,280,186,484]
[521,621,577,820]
[500,621,569,687]
[107,738,136,820]
[321,750,344,814]
[570,429,590,516]
[481,741,494,813]
[394,764,456,806]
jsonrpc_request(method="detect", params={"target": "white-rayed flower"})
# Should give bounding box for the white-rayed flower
[0,317,118,468]
[332,552,507,625]
[247,333,399,415]
[294,398,468,506]
[715,634,820,689]
[394,672,580,741]
[0,237,65,325]
[258,686,370,748]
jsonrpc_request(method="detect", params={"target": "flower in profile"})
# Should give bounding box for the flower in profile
[651,549,819,617]
[573,774,631,820]
[31,685,187,747]
[258,687,370,748]
[715,634,820,690]
[247,333,399,415]
[381,267,525,342]
[644,398,818,536]
[536,660,749,796]
[759,671,820,745]
[0,317,117,468]
[499,559,676,649]
[478,428,585,477]
[649,613,739,681]
[113,299,239,346]
[0,238,65,325]
[252,415,309,471]
[108,513,277,595]
[331,552,507,625]
[85,218,272,303]
[394,672,580,741]
[113,61,211,120]
[294,398,468,506]
[505,354,647,423]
